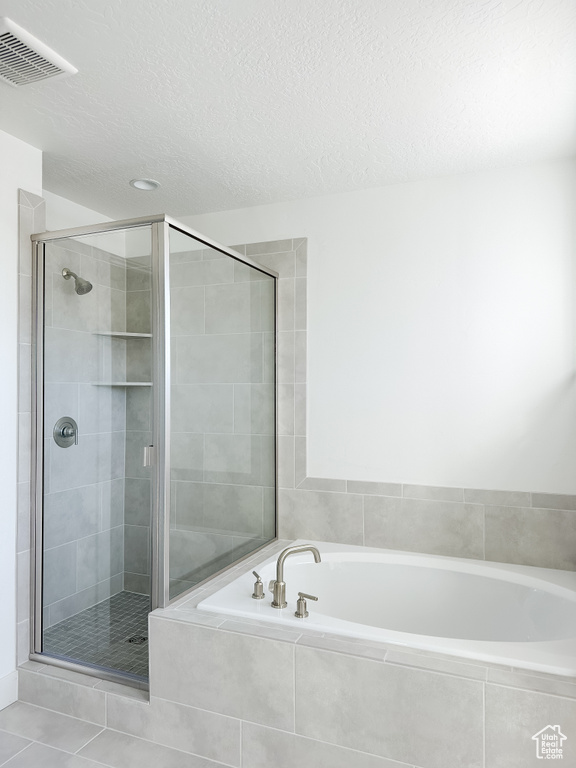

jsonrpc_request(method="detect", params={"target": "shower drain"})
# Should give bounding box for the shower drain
[126,635,147,645]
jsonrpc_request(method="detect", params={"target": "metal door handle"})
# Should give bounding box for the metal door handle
[143,445,154,467]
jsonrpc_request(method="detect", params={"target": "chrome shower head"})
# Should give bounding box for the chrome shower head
[62,267,93,295]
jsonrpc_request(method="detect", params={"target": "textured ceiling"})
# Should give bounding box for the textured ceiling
[0,0,575,218]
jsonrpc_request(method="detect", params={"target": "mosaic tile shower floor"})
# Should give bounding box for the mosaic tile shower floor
[43,591,150,679]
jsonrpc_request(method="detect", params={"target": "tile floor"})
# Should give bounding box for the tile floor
[0,702,220,767]
[43,593,150,680]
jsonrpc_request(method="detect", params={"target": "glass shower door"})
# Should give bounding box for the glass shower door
[39,226,154,680]
[167,225,277,600]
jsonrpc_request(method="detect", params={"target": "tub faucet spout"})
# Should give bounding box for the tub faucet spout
[271,544,321,609]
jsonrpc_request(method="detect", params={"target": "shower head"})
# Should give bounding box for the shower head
[62,267,93,295]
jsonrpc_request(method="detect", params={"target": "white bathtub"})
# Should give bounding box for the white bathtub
[197,540,576,676]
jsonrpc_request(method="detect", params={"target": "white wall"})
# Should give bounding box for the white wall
[43,190,130,256]
[0,129,42,709]
[182,159,576,494]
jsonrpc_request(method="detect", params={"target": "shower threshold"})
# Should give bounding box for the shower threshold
[42,591,150,680]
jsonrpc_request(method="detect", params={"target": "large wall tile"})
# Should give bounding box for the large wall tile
[170,257,234,287]
[125,338,152,381]
[107,693,240,766]
[204,434,263,485]
[48,435,100,493]
[171,384,233,434]
[44,328,98,383]
[174,333,262,384]
[174,481,203,529]
[295,646,483,768]
[18,669,105,725]
[126,290,151,333]
[485,684,576,767]
[43,542,77,604]
[46,574,122,627]
[279,489,363,544]
[125,387,151,431]
[100,478,125,530]
[124,478,151,526]
[364,496,484,558]
[149,618,294,730]
[124,524,150,576]
[242,722,411,768]
[199,483,263,536]
[170,285,204,336]
[43,382,78,436]
[76,527,123,591]
[205,281,264,333]
[169,529,239,583]
[78,383,126,435]
[485,505,576,569]
[126,264,151,292]
[44,485,100,549]
[233,384,274,435]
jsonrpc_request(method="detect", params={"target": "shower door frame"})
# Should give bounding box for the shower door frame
[30,213,279,682]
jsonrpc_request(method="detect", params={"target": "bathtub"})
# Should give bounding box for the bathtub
[197,540,576,676]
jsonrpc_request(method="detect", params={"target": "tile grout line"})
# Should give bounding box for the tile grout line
[0,736,34,767]
[91,723,239,767]
[482,680,486,768]
[292,642,296,736]
[72,726,106,755]
[239,718,243,768]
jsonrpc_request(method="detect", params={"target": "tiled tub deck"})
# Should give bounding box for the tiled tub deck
[11,539,576,768]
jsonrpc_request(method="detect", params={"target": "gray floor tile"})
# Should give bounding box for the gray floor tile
[0,703,103,754]
[78,730,223,768]
[0,730,30,766]
[3,742,108,767]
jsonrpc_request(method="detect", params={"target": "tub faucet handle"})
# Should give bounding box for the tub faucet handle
[251,571,264,600]
[295,592,318,619]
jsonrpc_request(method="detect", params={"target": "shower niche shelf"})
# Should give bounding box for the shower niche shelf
[93,332,152,339]
[93,331,152,387]
[92,382,152,387]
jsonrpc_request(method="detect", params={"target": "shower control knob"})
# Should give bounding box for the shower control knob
[53,417,78,448]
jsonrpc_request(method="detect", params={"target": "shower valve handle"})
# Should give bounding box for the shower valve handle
[53,417,78,448]
[61,425,77,443]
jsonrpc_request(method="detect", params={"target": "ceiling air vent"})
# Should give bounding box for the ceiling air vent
[0,17,77,87]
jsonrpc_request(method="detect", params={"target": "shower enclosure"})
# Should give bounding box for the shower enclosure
[30,215,277,683]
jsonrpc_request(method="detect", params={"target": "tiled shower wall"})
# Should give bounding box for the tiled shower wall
[123,259,153,595]
[167,245,276,596]
[41,239,127,627]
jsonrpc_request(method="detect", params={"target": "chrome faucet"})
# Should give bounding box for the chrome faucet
[271,544,321,609]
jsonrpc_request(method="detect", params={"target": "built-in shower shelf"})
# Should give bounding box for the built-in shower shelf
[91,382,153,387]
[93,332,152,339]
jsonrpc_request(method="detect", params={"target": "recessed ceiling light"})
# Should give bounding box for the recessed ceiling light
[129,178,160,191]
